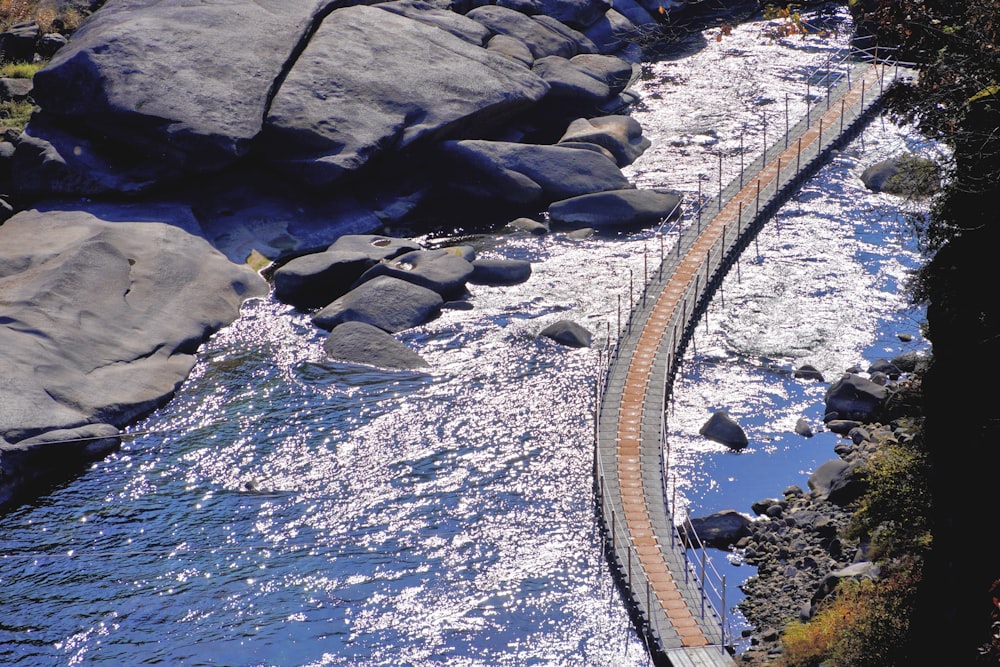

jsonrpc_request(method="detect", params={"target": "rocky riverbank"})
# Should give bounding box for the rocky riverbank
[730,354,927,664]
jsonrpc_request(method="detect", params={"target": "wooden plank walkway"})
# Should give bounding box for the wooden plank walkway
[594,58,906,666]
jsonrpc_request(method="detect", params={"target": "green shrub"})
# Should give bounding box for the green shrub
[846,432,933,561]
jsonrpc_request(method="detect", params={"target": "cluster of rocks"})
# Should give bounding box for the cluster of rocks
[0,19,70,65]
[271,232,542,370]
[4,0,692,222]
[685,350,929,663]
[2,0,743,508]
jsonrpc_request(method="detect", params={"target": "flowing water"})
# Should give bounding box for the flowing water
[0,5,938,666]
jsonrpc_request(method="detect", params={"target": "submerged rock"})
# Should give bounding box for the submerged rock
[540,319,593,347]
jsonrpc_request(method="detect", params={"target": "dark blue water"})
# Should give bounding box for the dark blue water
[1,6,937,666]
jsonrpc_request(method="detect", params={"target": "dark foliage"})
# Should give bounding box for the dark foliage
[851,1,1000,665]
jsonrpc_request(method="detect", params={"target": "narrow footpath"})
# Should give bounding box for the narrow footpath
[594,58,906,667]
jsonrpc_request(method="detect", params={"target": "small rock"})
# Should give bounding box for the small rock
[793,364,824,381]
[699,410,748,451]
[540,319,592,348]
[505,217,548,235]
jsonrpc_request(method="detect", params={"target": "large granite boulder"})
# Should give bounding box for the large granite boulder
[440,139,632,206]
[261,5,551,186]
[324,321,429,370]
[0,206,266,443]
[375,0,493,45]
[549,188,681,229]
[328,235,423,261]
[20,0,328,194]
[312,275,443,333]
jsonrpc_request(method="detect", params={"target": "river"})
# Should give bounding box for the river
[0,4,937,666]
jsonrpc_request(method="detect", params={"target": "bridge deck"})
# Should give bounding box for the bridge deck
[594,60,905,666]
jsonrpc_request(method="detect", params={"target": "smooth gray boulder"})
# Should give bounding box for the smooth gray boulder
[603,0,657,27]
[353,248,475,297]
[262,5,550,186]
[273,234,430,309]
[23,0,327,191]
[582,8,639,54]
[548,188,681,229]
[272,251,375,310]
[324,321,429,370]
[540,319,592,347]
[466,5,592,58]
[532,53,633,106]
[495,0,611,30]
[441,139,632,206]
[36,31,69,58]
[327,234,423,262]
[824,373,888,422]
[867,358,902,380]
[681,509,752,549]
[486,33,535,67]
[699,410,748,451]
[375,0,493,45]
[312,275,443,333]
[470,258,533,284]
[0,20,39,63]
[0,77,32,102]
[0,206,266,443]
[557,115,650,166]
[891,350,929,373]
